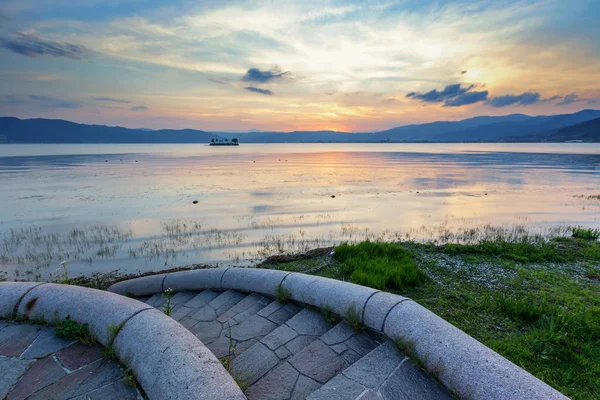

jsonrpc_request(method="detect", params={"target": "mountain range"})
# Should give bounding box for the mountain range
[1,109,599,144]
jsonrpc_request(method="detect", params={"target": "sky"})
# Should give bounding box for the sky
[0,0,599,132]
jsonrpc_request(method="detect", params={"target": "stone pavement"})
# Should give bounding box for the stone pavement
[0,320,140,400]
[141,289,453,400]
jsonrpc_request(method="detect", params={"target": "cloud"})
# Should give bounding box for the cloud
[1,32,90,59]
[444,91,489,107]
[409,84,475,103]
[556,93,579,106]
[208,78,227,85]
[244,86,273,95]
[28,95,81,109]
[486,92,542,107]
[94,97,130,104]
[242,66,289,83]
[407,84,486,107]
[130,105,148,111]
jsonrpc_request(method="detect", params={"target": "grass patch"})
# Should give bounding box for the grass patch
[572,227,600,241]
[275,284,291,303]
[55,316,97,346]
[333,241,426,291]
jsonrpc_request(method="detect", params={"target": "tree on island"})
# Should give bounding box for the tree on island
[211,138,215,143]
[232,138,238,144]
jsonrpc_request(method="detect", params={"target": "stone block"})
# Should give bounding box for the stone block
[184,290,220,308]
[222,268,290,297]
[289,340,347,383]
[108,274,166,296]
[285,308,330,336]
[0,357,34,398]
[163,268,227,292]
[245,362,298,400]
[114,308,245,400]
[0,282,45,319]
[0,323,43,357]
[363,291,407,332]
[21,327,74,359]
[378,358,453,400]
[307,374,366,400]
[6,356,66,400]
[342,341,404,389]
[231,342,280,385]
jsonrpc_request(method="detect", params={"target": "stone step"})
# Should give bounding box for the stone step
[230,307,330,392]
[244,320,379,400]
[307,340,453,400]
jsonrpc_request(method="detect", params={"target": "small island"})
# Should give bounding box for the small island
[210,138,239,146]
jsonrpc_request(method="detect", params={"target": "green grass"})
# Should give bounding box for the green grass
[266,238,600,400]
[333,241,426,290]
[572,227,600,241]
[55,316,97,346]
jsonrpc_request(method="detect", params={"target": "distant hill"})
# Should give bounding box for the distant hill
[0,117,221,144]
[1,110,600,143]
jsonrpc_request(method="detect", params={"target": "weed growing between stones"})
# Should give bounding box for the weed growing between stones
[321,304,340,325]
[162,288,174,316]
[275,284,291,303]
[345,306,364,332]
[220,325,236,371]
[55,316,96,346]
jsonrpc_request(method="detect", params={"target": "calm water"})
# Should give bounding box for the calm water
[1,143,599,279]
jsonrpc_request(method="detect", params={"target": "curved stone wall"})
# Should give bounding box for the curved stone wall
[0,282,245,400]
[109,267,568,400]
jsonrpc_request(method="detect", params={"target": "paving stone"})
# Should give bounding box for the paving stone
[231,342,280,385]
[190,305,217,321]
[285,335,318,354]
[209,290,246,316]
[0,323,42,357]
[291,375,322,400]
[218,293,268,323]
[235,338,259,355]
[275,346,292,360]
[0,320,7,331]
[321,322,354,345]
[331,342,348,354]
[378,358,453,400]
[307,374,366,400]
[26,358,106,400]
[56,342,102,371]
[21,327,74,359]
[245,362,299,400]
[233,307,261,324]
[71,379,138,400]
[342,341,404,389]
[285,308,330,336]
[341,348,362,364]
[206,337,234,359]
[145,294,164,307]
[170,291,197,305]
[267,307,296,325]
[0,357,34,398]
[261,324,298,350]
[170,305,194,321]
[184,290,220,308]
[257,301,284,317]
[289,340,347,383]
[190,320,222,343]
[231,314,277,342]
[63,359,125,398]
[7,356,66,400]
[178,316,199,330]
[346,334,378,356]
[358,390,383,400]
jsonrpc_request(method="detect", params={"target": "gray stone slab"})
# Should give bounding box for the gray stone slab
[190,320,222,343]
[184,290,220,308]
[341,348,362,364]
[234,337,259,355]
[108,274,166,296]
[275,346,292,360]
[331,342,348,354]
[282,273,377,319]
[378,358,453,400]
[289,340,347,384]
[291,375,322,400]
[56,342,102,371]
[71,379,138,400]
[170,305,194,321]
[257,300,284,318]
[321,322,354,345]
[6,356,66,400]
[189,305,217,321]
[261,324,299,350]
[170,291,197,306]
[231,342,280,385]
[56,359,124,398]
[217,293,268,323]
[206,336,234,359]
[0,357,34,398]
[346,334,378,356]
[231,314,277,342]
[163,268,227,292]
[17,284,152,346]
[209,289,246,316]
[285,308,331,336]
[145,294,164,307]
[285,335,317,355]
[21,327,74,359]
[114,308,245,400]
[342,341,404,389]
[383,300,568,400]
[222,268,290,298]
[0,282,45,319]
[363,292,407,332]
[178,316,199,330]
[358,390,382,400]
[307,374,366,400]
[245,361,299,400]
[267,307,296,325]
[0,323,42,357]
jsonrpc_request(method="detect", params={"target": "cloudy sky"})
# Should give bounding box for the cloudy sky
[0,0,598,132]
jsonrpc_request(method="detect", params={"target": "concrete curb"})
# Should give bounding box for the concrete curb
[0,282,245,400]
[108,268,569,400]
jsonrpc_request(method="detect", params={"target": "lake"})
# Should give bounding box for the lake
[1,143,599,280]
